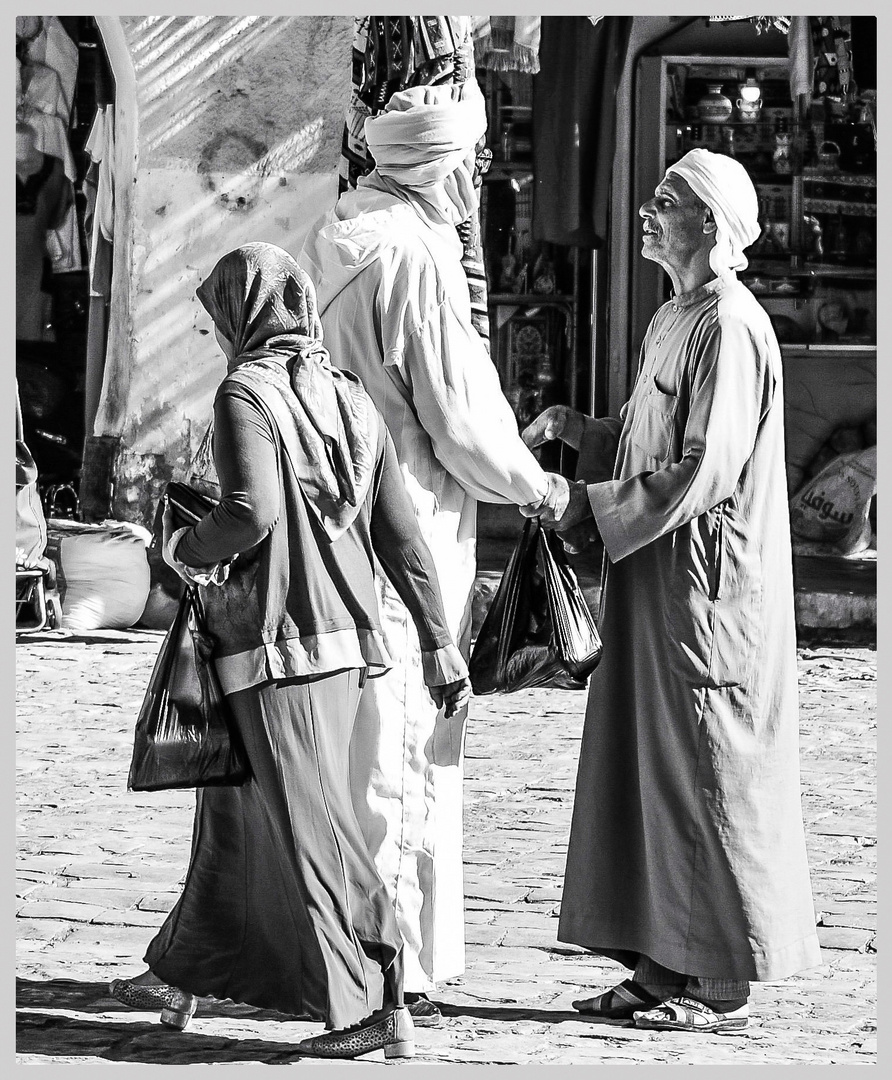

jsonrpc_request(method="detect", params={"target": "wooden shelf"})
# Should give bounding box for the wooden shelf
[745,263,876,280]
[781,344,876,356]
[489,293,575,305]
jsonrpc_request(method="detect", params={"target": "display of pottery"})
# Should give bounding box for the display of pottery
[696,84,733,124]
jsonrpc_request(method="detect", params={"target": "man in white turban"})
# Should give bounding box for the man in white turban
[300,80,565,1024]
[520,149,821,1032]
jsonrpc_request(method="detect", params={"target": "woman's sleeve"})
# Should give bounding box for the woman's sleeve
[174,387,280,567]
[369,427,456,659]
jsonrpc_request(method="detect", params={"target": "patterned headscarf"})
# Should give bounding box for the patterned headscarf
[197,244,378,541]
[665,149,761,275]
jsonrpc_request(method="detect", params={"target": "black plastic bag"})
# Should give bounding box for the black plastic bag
[128,586,250,791]
[470,517,602,694]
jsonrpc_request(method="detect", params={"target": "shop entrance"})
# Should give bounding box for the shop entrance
[16,15,114,521]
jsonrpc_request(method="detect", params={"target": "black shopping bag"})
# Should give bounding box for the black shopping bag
[469,517,602,695]
[128,586,250,791]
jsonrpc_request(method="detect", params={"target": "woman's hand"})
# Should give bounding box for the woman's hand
[429,677,472,719]
[161,501,233,586]
[160,502,181,573]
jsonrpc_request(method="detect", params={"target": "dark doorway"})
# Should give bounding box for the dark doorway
[16,16,114,520]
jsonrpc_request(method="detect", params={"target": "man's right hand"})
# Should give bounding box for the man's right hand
[521,405,585,451]
[521,471,570,523]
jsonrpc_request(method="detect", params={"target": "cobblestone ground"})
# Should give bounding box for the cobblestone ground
[16,630,876,1065]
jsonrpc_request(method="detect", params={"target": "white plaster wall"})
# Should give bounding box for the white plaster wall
[107,15,353,521]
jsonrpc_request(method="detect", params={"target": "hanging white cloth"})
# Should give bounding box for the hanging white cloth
[19,62,76,181]
[84,106,115,294]
[46,203,83,274]
[24,16,79,118]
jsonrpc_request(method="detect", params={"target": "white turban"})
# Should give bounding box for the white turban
[364,80,487,189]
[665,149,761,274]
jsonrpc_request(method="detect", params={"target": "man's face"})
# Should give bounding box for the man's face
[638,174,712,272]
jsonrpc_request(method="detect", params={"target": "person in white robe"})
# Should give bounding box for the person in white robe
[522,149,822,1034]
[300,80,565,1022]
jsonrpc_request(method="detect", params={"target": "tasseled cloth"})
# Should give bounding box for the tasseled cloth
[471,16,541,74]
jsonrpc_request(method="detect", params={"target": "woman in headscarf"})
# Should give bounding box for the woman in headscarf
[108,243,470,1059]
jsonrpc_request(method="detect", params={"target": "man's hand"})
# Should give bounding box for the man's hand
[522,474,592,531]
[429,677,472,719]
[521,405,585,451]
[520,472,569,523]
[557,519,600,554]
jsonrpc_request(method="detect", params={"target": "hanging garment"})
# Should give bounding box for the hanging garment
[84,106,115,296]
[46,202,83,274]
[23,15,79,118]
[532,16,632,248]
[788,16,815,102]
[19,62,76,181]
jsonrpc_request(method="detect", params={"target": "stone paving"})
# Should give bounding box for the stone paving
[16,629,876,1065]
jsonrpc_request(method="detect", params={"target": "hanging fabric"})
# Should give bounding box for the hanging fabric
[788,16,815,103]
[84,105,115,297]
[23,16,79,117]
[337,16,490,350]
[18,63,77,181]
[811,17,854,99]
[17,17,80,273]
[532,16,633,248]
[707,16,792,35]
[471,16,541,74]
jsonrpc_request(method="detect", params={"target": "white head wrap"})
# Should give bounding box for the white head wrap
[364,80,487,189]
[665,148,761,274]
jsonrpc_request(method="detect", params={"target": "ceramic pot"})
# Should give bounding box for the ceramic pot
[817,140,841,172]
[697,84,733,124]
[736,98,762,124]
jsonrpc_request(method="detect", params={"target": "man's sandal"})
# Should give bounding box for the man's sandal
[633,995,749,1033]
[571,979,663,1020]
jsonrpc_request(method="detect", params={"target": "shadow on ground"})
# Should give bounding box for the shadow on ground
[16,1011,314,1064]
[16,978,301,1022]
[437,1002,631,1027]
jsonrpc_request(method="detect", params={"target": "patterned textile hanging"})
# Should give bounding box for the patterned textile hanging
[707,16,793,35]
[338,16,490,350]
[811,17,854,99]
[471,16,541,74]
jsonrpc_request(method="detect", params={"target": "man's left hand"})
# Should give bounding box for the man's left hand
[557,519,600,554]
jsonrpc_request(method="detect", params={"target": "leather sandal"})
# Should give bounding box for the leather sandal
[109,978,198,1031]
[295,1006,414,1059]
[405,993,442,1027]
[572,979,663,1019]
[633,995,749,1032]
